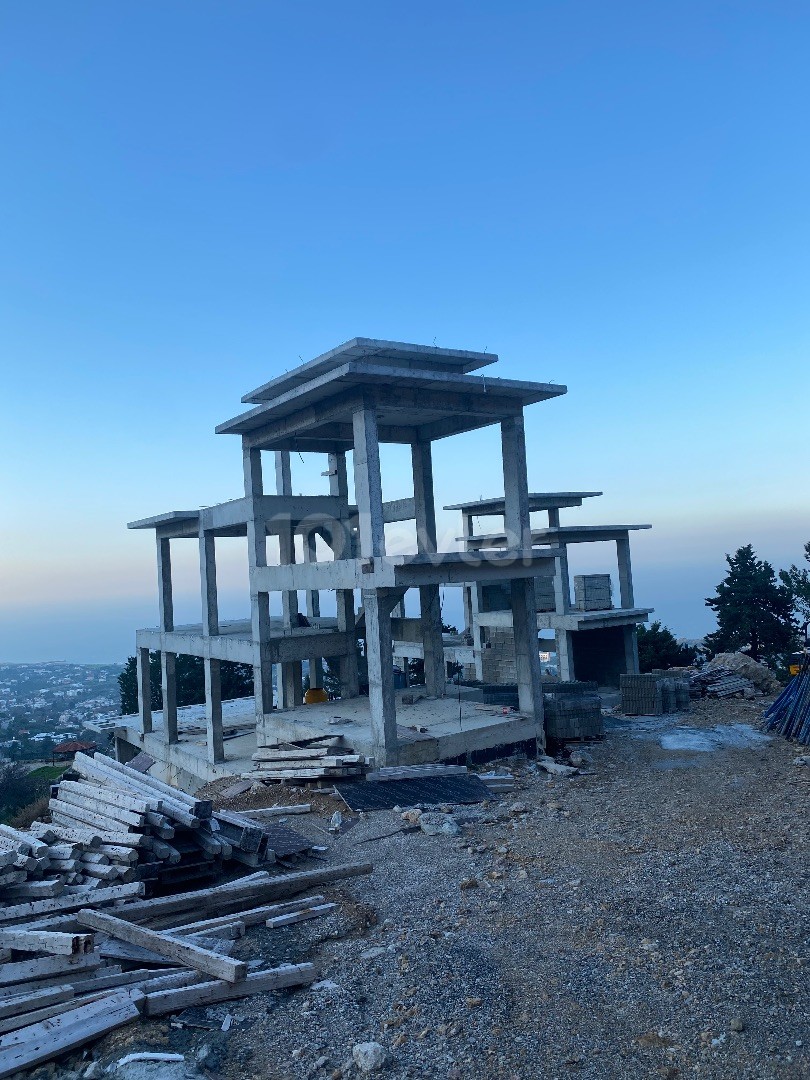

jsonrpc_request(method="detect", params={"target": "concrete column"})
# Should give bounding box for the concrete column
[136,647,152,734]
[553,544,572,614]
[204,658,224,763]
[500,414,532,550]
[329,451,359,698]
[242,441,274,717]
[623,625,640,675]
[275,451,302,708]
[548,507,561,529]
[501,414,544,736]
[555,630,575,681]
[411,440,445,698]
[616,536,635,609]
[363,589,397,765]
[161,651,178,744]
[352,404,385,558]
[461,511,485,680]
[303,530,323,690]
[199,531,219,637]
[156,537,173,632]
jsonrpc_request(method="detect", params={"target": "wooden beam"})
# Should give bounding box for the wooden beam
[144,963,315,1016]
[0,931,93,956]
[76,910,247,983]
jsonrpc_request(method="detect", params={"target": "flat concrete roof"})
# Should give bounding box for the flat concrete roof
[217,361,566,450]
[128,510,200,530]
[459,524,652,544]
[241,338,498,404]
[445,492,603,514]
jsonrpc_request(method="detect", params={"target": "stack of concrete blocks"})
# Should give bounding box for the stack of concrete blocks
[480,627,518,685]
[542,679,602,739]
[534,575,557,612]
[620,673,691,716]
[574,574,613,611]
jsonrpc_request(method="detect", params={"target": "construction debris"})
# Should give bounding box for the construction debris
[0,861,372,1075]
[689,667,755,699]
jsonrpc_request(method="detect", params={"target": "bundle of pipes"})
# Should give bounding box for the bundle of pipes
[0,863,371,1077]
[762,661,810,745]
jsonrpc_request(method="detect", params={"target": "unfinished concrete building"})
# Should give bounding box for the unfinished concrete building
[105,338,651,788]
[446,492,653,687]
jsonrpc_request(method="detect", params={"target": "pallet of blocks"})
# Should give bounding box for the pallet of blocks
[0,862,371,1076]
[246,737,371,783]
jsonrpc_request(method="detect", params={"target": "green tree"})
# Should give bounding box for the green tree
[705,544,795,663]
[636,622,699,672]
[779,541,810,642]
[119,654,253,715]
[0,763,43,823]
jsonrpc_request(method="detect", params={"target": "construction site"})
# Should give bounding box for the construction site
[0,342,805,1080]
[104,338,653,791]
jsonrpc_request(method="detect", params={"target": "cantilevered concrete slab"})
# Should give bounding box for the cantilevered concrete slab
[242,337,498,404]
[458,525,652,548]
[444,492,603,515]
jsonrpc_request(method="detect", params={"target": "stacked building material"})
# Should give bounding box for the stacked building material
[573,574,613,612]
[247,740,371,783]
[763,662,810,745]
[543,690,603,739]
[689,667,753,698]
[0,825,86,907]
[0,863,371,1076]
[620,673,691,716]
[24,752,313,891]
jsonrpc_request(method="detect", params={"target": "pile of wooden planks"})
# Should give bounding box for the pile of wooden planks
[247,738,371,783]
[29,752,315,892]
[0,863,371,1076]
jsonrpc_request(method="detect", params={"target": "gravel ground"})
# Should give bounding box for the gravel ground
[44,696,809,1080]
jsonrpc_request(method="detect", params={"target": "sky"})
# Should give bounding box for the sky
[1,1,808,663]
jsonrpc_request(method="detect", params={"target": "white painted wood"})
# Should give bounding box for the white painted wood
[76,910,247,983]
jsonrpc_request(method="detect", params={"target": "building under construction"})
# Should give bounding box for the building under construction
[105,339,652,788]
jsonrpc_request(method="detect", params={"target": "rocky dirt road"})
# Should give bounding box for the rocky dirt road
[65,697,809,1080]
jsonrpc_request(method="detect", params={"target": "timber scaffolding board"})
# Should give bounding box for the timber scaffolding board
[0,863,371,1075]
[248,740,371,783]
[27,751,318,892]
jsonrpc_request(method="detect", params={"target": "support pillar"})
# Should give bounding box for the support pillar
[161,651,178,744]
[156,537,173,632]
[411,439,445,698]
[329,451,360,699]
[303,530,323,690]
[555,630,575,681]
[136,647,152,734]
[363,589,397,765]
[199,531,219,636]
[243,443,274,717]
[204,658,224,763]
[623,625,640,675]
[616,536,635,609]
[501,414,544,744]
[353,404,397,759]
[276,451,302,708]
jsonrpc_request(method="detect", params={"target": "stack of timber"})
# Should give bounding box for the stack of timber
[0,863,371,1077]
[689,666,754,699]
[247,738,371,783]
[35,752,315,891]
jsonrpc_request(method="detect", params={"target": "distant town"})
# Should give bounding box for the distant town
[0,662,122,761]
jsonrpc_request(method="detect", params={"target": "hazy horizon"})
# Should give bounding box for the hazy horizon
[2,3,808,664]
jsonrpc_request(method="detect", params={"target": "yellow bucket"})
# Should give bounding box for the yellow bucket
[304,687,329,705]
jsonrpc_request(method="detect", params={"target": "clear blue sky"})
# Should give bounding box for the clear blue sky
[1,1,808,662]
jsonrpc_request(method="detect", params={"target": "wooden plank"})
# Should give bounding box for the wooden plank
[1,880,63,901]
[265,902,336,928]
[58,779,159,815]
[70,967,198,997]
[116,864,371,924]
[0,882,144,925]
[0,825,48,858]
[76,910,247,983]
[54,788,146,827]
[0,930,93,956]
[30,823,102,850]
[144,963,315,1016]
[0,954,102,988]
[0,984,74,1021]
[252,747,329,760]
[0,990,144,1078]
[239,805,311,817]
